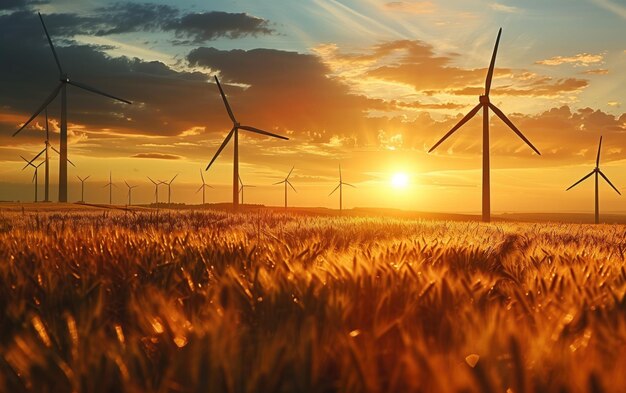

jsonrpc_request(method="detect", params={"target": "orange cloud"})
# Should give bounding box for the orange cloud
[581,69,609,75]
[383,1,436,14]
[131,153,183,160]
[536,53,604,66]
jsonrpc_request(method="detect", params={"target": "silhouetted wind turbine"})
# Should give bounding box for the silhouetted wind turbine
[197,169,213,205]
[103,172,116,205]
[329,164,355,212]
[148,177,165,205]
[273,166,297,209]
[428,28,541,222]
[205,76,288,209]
[566,136,620,224]
[21,157,44,202]
[12,12,131,203]
[238,175,255,205]
[23,108,76,202]
[164,174,178,205]
[124,181,138,206]
[76,175,90,203]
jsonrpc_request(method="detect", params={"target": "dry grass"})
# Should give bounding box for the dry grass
[1,208,625,392]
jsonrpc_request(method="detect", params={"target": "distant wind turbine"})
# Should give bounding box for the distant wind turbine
[12,12,131,203]
[148,177,165,205]
[22,108,76,202]
[103,172,116,205]
[164,174,178,205]
[124,181,138,206]
[566,136,620,224]
[329,164,355,212]
[21,157,44,202]
[428,28,541,222]
[238,175,255,205]
[205,76,288,209]
[76,175,90,203]
[197,169,213,205]
[273,166,297,209]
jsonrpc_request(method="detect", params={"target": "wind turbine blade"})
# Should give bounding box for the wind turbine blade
[200,169,205,184]
[196,185,203,193]
[239,125,289,140]
[339,164,342,183]
[428,103,482,153]
[273,180,285,185]
[214,76,237,123]
[206,128,235,170]
[238,174,243,186]
[566,170,595,191]
[599,170,621,195]
[124,181,130,188]
[343,183,357,188]
[489,103,541,155]
[147,176,157,185]
[170,173,179,183]
[49,145,77,166]
[27,148,47,165]
[13,83,62,136]
[77,176,82,182]
[329,184,340,196]
[287,181,297,193]
[38,13,63,75]
[84,175,90,181]
[485,28,502,95]
[36,161,44,168]
[32,171,36,183]
[596,136,603,168]
[286,166,295,180]
[68,80,132,104]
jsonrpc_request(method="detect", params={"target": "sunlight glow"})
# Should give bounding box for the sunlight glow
[391,173,409,189]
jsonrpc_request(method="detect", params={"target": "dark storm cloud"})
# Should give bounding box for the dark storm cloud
[92,3,275,42]
[0,0,46,10]
[93,2,179,36]
[165,11,274,43]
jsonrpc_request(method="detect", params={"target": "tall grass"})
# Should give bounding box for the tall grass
[1,210,625,392]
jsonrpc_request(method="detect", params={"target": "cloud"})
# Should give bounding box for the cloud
[317,40,589,100]
[608,101,621,107]
[0,0,45,10]
[131,153,183,160]
[536,53,604,66]
[166,12,274,43]
[382,1,435,14]
[490,3,522,13]
[581,69,609,75]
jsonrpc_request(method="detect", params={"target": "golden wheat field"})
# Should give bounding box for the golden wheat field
[1,207,626,393]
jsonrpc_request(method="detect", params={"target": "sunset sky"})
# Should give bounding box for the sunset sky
[1,0,625,213]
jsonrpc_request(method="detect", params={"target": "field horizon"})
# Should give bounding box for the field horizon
[3,202,626,225]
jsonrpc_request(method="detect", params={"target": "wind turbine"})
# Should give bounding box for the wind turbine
[103,172,116,205]
[76,175,90,203]
[23,108,76,202]
[273,166,297,209]
[428,28,541,222]
[164,174,178,205]
[566,136,620,224]
[12,12,131,203]
[197,169,213,205]
[238,175,255,205]
[329,164,355,212]
[124,181,138,206]
[21,157,44,202]
[148,177,165,205]
[205,76,288,209]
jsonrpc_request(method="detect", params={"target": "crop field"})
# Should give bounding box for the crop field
[1,207,626,392]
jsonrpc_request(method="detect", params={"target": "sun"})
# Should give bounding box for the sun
[391,173,409,189]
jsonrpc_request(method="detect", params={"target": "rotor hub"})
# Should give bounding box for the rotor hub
[234,122,240,128]
[479,95,490,105]
[60,74,70,83]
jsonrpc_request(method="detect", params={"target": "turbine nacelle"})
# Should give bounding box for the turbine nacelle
[479,95,490,105]
[60,74,70,83]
